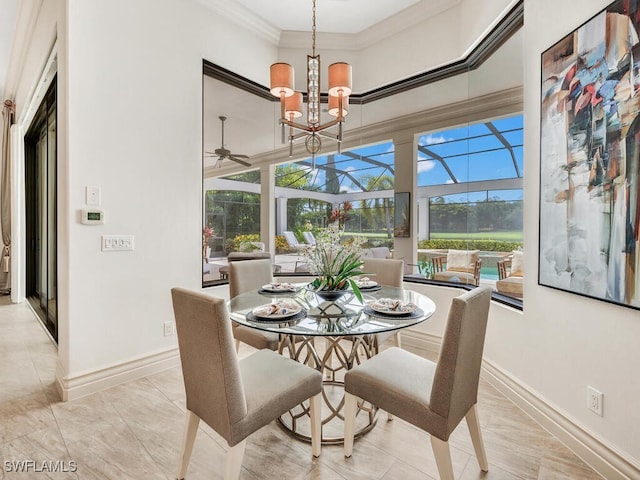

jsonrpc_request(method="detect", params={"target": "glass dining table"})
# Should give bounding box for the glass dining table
[228,283,436,444]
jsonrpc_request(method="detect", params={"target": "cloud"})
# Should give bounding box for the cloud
[421,134,448,145]
[417,160,436,173]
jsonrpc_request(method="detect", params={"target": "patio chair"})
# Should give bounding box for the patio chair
[283,231,306,252]
[302,231,316,245]
[496,251,523,299]
[432,249,482,286]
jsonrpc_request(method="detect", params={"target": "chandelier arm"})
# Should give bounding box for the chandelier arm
[316,130,341,141]
[290,131,311,141]
[280,118,315,133]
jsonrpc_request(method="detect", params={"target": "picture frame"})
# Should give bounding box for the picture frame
[539,0,640,310]
[394,192,410,238]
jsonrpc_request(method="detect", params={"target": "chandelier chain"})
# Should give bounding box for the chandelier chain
[312,0,317,56]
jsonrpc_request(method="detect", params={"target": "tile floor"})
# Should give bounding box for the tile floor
[0,295,603,479]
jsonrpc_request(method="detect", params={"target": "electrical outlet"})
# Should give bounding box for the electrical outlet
[587,386,603,416]
[163,321,175,337]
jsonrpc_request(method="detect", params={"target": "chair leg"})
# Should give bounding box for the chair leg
[309,393,322,457]
[234,338,240,352]
[343,392,358,457]
[393,331,401,348]
[465,404,488,472]
[430,436,455,480]
[176,410,200,480]
[383,332,401,422]
[224,439,246,480]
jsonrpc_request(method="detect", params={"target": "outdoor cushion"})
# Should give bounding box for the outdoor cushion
[446,249,479,273]
[496,276,523,297]
[510,251,524,277]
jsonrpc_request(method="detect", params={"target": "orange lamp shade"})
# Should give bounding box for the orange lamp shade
[285,92,303,118]
[328,94,349,117]
[328,62,352,97]
[270,63,295,97]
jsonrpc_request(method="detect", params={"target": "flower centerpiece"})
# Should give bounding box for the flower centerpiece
[303,223,365,302]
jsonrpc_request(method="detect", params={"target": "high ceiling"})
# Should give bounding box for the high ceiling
[232,0,423,33]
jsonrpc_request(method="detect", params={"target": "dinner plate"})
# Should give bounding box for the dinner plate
[260,282,298,293]
[251,301,302,319]
[367,298,418,315]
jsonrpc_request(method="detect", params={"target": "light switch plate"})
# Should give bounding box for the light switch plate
[86,186,101,206]
[101,235,134,251]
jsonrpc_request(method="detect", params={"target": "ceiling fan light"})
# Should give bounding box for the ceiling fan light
[285,92,303,118]
[270,63,295,97]
[328,62,352,97]
[328,94,349,117]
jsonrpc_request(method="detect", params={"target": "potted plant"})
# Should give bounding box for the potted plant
[303,223,365,302]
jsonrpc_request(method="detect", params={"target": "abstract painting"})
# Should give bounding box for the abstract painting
[540,0,640,309]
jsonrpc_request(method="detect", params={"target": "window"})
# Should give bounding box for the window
[416,114,524,302]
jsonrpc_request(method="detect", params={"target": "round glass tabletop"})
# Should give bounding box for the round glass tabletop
[228,284,436,337]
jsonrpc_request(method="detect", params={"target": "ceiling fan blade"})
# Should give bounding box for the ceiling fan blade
[229,156,251,167]
[231,154,249,159]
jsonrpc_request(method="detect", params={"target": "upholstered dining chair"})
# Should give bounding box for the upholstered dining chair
[171,288,322,480]
[343,286,492,480]
[361,258,404,348]
[229,258,279,351]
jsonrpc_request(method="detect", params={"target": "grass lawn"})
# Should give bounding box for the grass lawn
[342,230,523,242]
[429,231,523,242]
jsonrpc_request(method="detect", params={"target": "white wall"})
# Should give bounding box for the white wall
[499,0,640,466]
[61,0,277,378]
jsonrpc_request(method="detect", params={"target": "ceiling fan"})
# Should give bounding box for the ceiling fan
[205,116,251,168]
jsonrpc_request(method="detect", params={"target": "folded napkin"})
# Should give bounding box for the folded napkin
[368,298,416,313]
[253,301,300,317]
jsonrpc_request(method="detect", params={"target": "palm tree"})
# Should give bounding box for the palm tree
[358,174,394,238]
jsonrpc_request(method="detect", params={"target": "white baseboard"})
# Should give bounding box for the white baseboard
[56,347,180,401]
[402,330,640,480]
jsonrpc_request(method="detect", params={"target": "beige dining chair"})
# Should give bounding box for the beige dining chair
[229,258,279,351]
[171,288,322,480]
[343,286,492,480]
[361,257,404,348]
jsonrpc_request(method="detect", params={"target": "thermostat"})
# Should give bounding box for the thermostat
[81,208,105,225]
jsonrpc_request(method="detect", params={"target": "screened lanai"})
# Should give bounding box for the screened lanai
[203,112,523,284]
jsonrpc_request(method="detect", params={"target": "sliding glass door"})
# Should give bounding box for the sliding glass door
[25,79,58,341]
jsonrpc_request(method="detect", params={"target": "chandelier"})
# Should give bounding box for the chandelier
[269,0,352,163]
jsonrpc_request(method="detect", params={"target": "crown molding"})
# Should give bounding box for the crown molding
[195,0,280,45]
